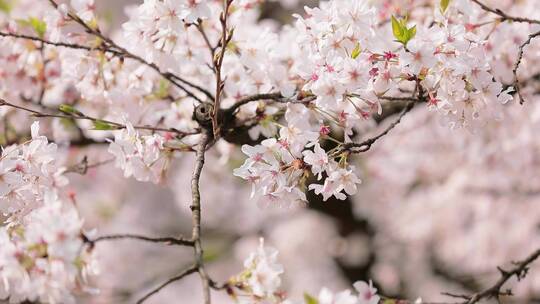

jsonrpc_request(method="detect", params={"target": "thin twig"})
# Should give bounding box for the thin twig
[378,96,422,102]
[64,157,115,175]
[0,98,198,137]
[339,100,417,154]
[90,234,194,247]
[471,0,540,24]
[464,248,540,304]
[512,30,540,104]
[0,31,122,55]
[136,265,198,304]
[212,0,234,138]
[195,21,217,61]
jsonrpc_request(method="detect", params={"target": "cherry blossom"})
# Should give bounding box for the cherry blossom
[0,122,95,303]
[108,122,168,183]
[354,280,380,304]
[231,238,285,302]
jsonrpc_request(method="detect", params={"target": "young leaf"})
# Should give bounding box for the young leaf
[408,25,417,41]
[351,42,361,59]
[93,120,117,131]
[440,0,451,13]
[28,17,47,38]
[304,293,319,304]
[391,15,416,46]
[59,104,84,117]
[391,16,404,41]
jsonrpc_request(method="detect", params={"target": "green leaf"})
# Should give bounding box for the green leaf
[304,293,319,304]
[28,17,47,38]
[93,120,117,131]
[59,104,84,116]
[410,25,417,37]
[407,25,417,41]
[391,16,404,41]
[351,42,361,59]
[0,0,12,13]
[391,15,416,46]
[440,0,451,13]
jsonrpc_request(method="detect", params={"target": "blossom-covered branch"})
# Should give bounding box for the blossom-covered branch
[51,0,216,103]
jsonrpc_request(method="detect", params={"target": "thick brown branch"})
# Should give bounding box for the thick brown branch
[224,92,316,118]
[191,129,212,304]
[224,93,287,117]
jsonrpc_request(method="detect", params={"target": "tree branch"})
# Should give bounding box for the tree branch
[0,98,198,137]
[195,21,217,63]
[212,0,235,138]
[471,0,540,24]
[89,234,194,247]
[190,129,212,304]
[339,100,417,154]
[0,31,122,55]
[464,248,540,304]
[64,157,114,175]
[223,92,316,118]
[136,265,198,304]
[512,29,540,104]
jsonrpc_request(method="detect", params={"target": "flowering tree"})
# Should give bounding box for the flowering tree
[0,0,539,303]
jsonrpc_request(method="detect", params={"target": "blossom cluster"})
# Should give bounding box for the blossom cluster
[230,238,381,304]
[0,0,520,209]
[234,102,362,206]
[291,0,514,130]
[233,0,519,205]
[0,122,66,216]
[0,122,96,303]
[108,123,169,183]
